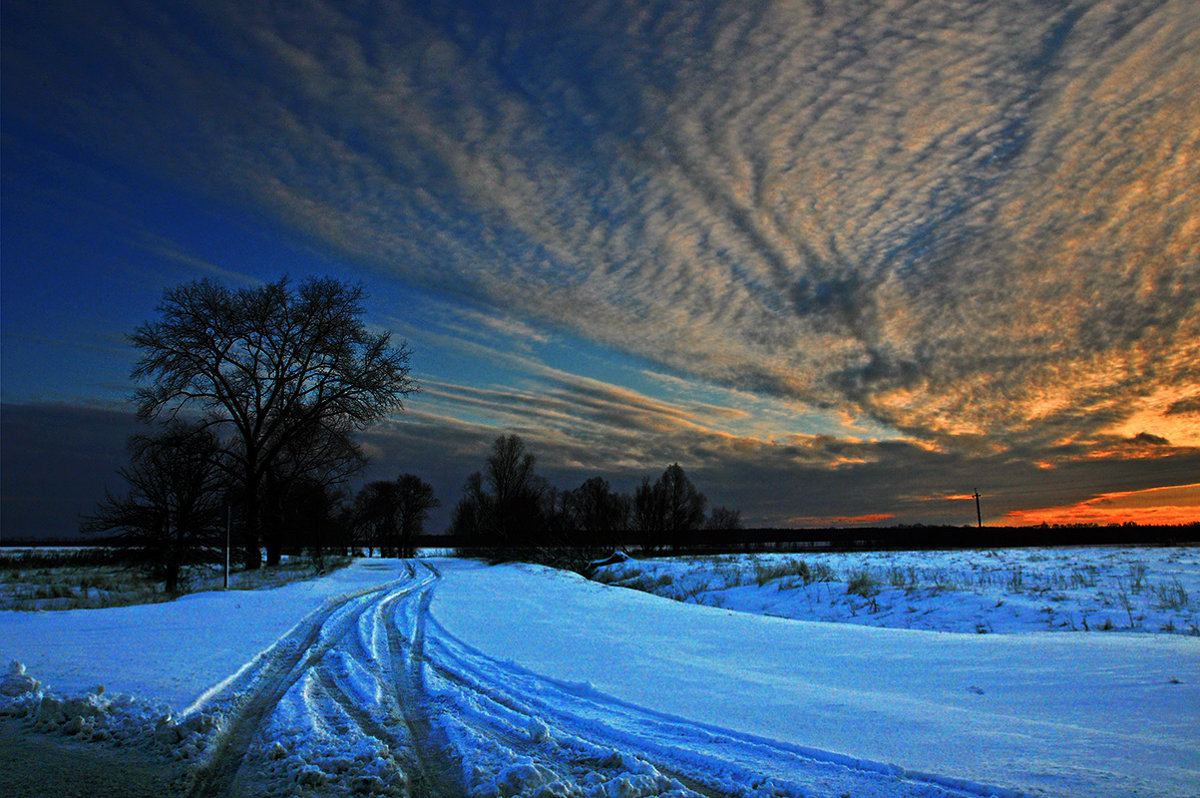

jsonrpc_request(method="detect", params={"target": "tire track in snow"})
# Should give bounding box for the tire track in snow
[410,568,731,797]
[181,560,1027,797]
[421,611,1032,798]
[312,668,404,752]
[380,563,467,797]
[185,575,416,797]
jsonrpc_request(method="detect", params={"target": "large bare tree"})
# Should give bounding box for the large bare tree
[130,276,416,568]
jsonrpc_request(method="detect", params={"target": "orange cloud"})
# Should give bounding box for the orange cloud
[1004,483,1200,526]
[788,513,896,526]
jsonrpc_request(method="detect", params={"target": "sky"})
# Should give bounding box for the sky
[2,0,1198,539]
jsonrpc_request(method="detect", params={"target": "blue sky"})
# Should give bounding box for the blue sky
[3,0,1199,538]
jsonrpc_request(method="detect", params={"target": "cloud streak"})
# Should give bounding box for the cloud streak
[4,0,1197,526]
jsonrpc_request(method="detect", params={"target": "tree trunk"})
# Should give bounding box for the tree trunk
[242,460,264,566]
[262,471,285,567]
[243,477,262,570]
[164,558,180,594]
[266,536,283,567]
[265,494,283,566]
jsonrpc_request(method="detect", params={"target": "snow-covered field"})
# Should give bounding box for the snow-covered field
[592,547,1200,635]
[1,549,1198,797]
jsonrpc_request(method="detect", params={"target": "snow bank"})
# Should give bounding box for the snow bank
[431,560,1200,798]
[0,558,415,708]
[1,658,211,759]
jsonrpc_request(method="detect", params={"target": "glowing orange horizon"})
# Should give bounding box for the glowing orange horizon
[1004,483,1200,526]
[788,512,897,526]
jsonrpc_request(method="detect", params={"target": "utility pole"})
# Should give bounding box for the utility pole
[224,506,231,590]
[974,489,982,529]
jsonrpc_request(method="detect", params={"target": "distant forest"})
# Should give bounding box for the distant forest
[19,522,1193,555]
[430,521,1199,555]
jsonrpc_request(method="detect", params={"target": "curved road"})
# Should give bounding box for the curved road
[175,560,1019,798]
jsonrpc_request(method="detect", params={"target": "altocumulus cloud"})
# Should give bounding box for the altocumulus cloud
[6,1,1198,486]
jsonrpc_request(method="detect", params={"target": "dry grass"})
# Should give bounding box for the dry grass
[0,550,352,611]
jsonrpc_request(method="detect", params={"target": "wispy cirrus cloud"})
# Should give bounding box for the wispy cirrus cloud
[5,0,1198,527]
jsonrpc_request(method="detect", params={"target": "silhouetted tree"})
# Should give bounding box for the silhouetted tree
[484,434,546,548]
[448,471,490,542]
[539,486,574,543]
[450,435,548,560]
[660,463,706,549]
[354,474,439,557]
[705,506,742,533]
[277,479,346,567]
[82,421,224,593]
[569,476,629,550]
[632,476,667,552]
[130,276,416,569]
[630,464,706,551]
[260,417,365,564]
[393,474,440,556]
[355,480,398,557]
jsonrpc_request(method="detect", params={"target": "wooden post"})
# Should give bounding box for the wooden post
[974,489,982,529]
[224,506,231,589]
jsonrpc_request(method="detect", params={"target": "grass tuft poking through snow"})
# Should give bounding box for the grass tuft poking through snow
[0,550,353,611]
[593,547,1200,635]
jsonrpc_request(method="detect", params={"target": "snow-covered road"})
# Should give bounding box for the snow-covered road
[4,556,1199,797]
[179,560,1004,797]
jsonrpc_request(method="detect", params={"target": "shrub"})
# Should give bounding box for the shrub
[1070,567,1099,589]
[591,567,635,586]
[846,570,880,598]
[1128,562,1148,593]
[811,562,836,583]
[753,558,810,587]
[1154,578,1190,611]
[615,572,675,595]
[887,566,917,590]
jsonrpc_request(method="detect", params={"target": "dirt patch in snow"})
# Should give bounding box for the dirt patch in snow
[0,717,188,797]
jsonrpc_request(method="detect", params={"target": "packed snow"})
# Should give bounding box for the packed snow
[1,548,1198,796]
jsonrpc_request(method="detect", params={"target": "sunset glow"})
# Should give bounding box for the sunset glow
[1004,484,1200,527]
[3,0,1198,536]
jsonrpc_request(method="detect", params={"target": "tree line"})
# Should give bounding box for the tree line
[85,275,739,590]
[448,433,741,568]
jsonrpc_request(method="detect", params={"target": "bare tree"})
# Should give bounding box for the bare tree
[82,421,224,593]
[569,476,628,550]
[130,276,416,568]
[484,434,545,547]
[448,471,490,543]
[354,474,439,557]
[632,476,667,552]
[660,463,707,549]
[393,474,440,556]
[279,479,347,566]
[449,435,546,559]
[354,480,400,557]
[260,417,365,564]
[705,506,742,532]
